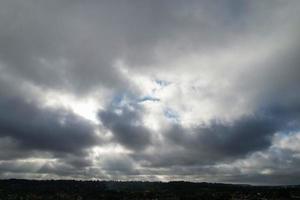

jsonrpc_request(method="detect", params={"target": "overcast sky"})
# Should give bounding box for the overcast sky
[0,0,300,185]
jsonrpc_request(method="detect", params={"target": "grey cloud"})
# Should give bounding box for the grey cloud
[37,160,89,178]
[0,137,37,160]
[99,105,152,151]
[133,101,300,168]
[23,154,139,179]
[0,160,40,174]
[0,0,126,94]
[64,156,93,169]
[100,155,139,176]
[169,116,276,159]
[219,146,300,185]
[0,93,99,156]
[132,114,276,168]
[1,0,289,94]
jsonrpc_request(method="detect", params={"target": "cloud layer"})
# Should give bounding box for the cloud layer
[0,0,300,185]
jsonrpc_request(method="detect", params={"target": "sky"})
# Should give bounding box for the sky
[0,0,300,185]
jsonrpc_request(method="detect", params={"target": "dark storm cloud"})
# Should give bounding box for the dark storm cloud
[133,97,300,168]
[0,141,50,161]
[99,105,152,151]
[0,93,99,156]
[169,116,276,159]
[0,83,99,177]
[131,114,274,167]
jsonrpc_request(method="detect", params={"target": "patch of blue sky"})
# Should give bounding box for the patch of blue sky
[110,92,160,108]
[155,79,171,87]
[163,107,180,123]
[110,91,136,107]
[138,95,160,103]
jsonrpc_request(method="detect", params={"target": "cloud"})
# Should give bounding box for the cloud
[0,101,98,155]
[99,104,152,151]
[0,82,100,157]
[1,0,293,94]
[131,113,276,168]
[212,132,300,185]
[0,0,300,184]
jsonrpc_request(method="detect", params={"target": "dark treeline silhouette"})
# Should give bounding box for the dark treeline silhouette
[0,179,299,200]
